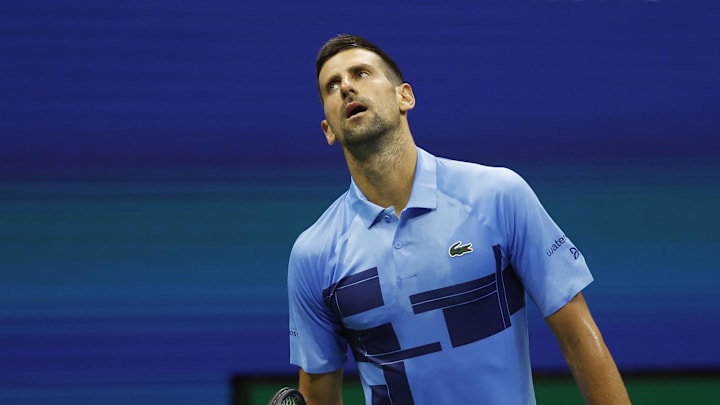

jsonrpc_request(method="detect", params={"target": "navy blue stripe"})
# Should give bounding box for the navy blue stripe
[503,263,525,314]
[366,342,442,365]
[323,267,384,318]
[344,324,441,365]
[410,282,497,314]
[371,385,392,405]
[322,267,379,300]
[494,245,512,327]
[409,271,495,306]
[344,323,400,364]
[383,362,415,404]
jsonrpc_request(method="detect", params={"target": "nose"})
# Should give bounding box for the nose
[339,75,356,97]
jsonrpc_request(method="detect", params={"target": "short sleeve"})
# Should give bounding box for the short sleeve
[502,170,594,317]
[287,236,348,373]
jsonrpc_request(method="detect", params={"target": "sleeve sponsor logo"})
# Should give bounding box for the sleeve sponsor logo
[546,235,581,260]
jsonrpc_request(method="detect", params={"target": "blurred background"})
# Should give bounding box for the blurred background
[1,0,719,404]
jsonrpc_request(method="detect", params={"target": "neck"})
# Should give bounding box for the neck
[343,126,417,216]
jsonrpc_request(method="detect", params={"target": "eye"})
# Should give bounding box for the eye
[357,70,369,78]
[326,80,340,92]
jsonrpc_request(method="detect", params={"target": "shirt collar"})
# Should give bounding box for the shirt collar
[348,147,438,228]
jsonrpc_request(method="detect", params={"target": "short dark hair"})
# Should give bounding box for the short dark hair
[315,34,404,86]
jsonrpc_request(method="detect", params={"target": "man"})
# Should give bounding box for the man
[287,34,630,404]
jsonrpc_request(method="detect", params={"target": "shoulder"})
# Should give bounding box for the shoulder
[289,191,351,268]
[434,156,531,200]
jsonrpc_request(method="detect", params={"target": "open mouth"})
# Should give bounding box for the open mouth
[345,103,368,119]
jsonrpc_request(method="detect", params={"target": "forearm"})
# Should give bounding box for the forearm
[299,368,344,405]
[546,293,631,405]
[559,327,630,404]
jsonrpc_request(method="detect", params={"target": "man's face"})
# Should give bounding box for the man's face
[317,48,404,147]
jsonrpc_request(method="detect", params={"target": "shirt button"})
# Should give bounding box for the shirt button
[393,241,403,249]
[383,215,392,223]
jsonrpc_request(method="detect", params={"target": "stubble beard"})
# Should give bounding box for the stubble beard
[339,107,400,163]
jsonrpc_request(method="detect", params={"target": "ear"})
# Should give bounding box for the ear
[321,119,336,145]
[397,83,416,112]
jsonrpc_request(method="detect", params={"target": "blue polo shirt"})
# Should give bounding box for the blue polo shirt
[288,147,593,404]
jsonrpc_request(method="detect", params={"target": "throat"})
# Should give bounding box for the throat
[347,143,417,215]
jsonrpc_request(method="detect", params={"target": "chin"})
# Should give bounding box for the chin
[341,129,385,147]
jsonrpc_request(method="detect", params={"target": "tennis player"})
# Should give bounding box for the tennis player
[287,34,630,404]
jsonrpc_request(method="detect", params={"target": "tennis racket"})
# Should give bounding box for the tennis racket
[268,387,306,405]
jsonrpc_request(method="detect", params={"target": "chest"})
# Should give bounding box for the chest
[324,202,508,331]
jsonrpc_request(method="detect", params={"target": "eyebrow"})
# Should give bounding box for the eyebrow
[322,63,375,90]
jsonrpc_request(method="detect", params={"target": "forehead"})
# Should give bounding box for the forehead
[318,48,384,81]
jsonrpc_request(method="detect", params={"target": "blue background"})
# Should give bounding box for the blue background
[1,1,719,404]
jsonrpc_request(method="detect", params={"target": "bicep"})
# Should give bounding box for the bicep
[299,367,343,405]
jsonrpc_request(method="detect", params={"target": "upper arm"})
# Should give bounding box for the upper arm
[299,367,343,405]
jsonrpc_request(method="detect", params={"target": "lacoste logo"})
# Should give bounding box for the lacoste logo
[449,241,473,257]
